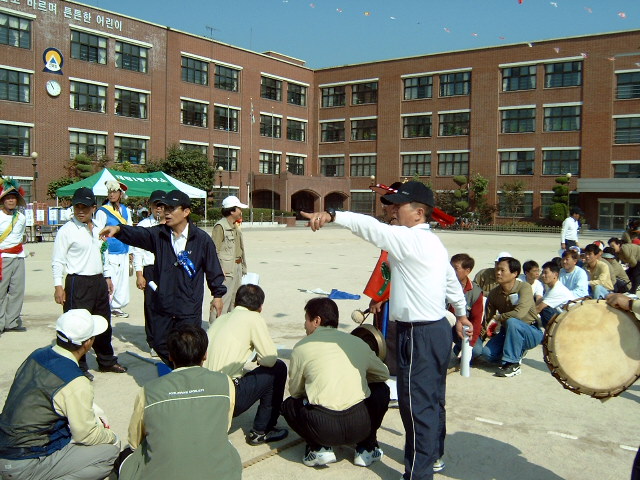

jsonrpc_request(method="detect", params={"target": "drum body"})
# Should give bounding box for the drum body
[351,324,387,362]
[543,299,640,399]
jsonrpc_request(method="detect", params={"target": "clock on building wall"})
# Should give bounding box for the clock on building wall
[46,80,61,97]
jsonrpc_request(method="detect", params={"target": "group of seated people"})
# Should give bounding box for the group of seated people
[0,285,391,479]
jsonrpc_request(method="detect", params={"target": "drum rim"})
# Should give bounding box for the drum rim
[351,324,387,362]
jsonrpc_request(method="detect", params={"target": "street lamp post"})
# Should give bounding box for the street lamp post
[566,172,572,214]
[370,174,376,216]
[218,166,224,201]
[30,152,38,241]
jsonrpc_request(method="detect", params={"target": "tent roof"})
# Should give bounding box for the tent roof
[56,169,207,198]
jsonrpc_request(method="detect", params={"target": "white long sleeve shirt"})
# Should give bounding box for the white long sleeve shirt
[132,216,159,271]
[335,211,466,322]
[52,216,110,286]
[561,216,579,243]
[0,210,26,258]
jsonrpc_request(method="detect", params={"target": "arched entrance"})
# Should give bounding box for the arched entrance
[325,192,347,210]
[292,190,319,218]
[252,190,281,210]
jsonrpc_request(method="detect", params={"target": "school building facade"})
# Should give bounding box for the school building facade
[1,0,639,228]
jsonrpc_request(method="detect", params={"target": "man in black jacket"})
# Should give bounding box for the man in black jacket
[100,190,226,365]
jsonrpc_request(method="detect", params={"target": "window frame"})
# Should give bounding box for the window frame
[499,150,535,175]
[616,72,640,100]
[261,76,282,101]
[286,119,306,142]
[320,121,345,142]
[439,71,471,97]
[213,105,239,132]
[321,86,346,107]
[349,155,377,177]
[70,80,107,114]
[613,162,640,178]
[0,12,31,49]
[320,156,345,177]
[438,112,470,136]
[542,149,580,175]
[213,146,239,171]
[0,67,30,103]
[544,61,582,88]
[115,88,148,119]
[351,118,377,141]
[352,82,378,105]
[181,56,208,85]
[259,114,282,138]
[502,65,536,92]
[258,151,281,174]
[614,117,640,144]
[115,41,148,73]
[404,76,433,100]
[286,155,305,175]
[287,83,307,106]
[114,136,147,165]
[402,115,432,138]
[70,30,107,65]
[181,100,208,128]
[0,123,30,156]
[214,65,239,92]
[543,105,581,132]
[438,152,469,176]
[69,131,107,160]
[402,153,431,177]
[501,108,536,133]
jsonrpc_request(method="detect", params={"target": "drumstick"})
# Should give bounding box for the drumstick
[351,308,370,325]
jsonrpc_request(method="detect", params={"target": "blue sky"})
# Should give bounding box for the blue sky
[85,0,640,68]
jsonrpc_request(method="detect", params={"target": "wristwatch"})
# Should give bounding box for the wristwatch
[325,207,336,222]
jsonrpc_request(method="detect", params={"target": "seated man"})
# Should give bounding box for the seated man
[204,284,288,445]
[584,243,614,299]
[118,324,241,480]
[450,253,484,361]
[474,251,512,295]
[0,309,120,480]
[536,261,575,328]
[559,249,589,298]
[282,297,390,468]
[482,257,543,378]
[518,260,544,303]
[602,247,631,293]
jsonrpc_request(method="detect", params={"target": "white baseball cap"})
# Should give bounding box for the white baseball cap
[495,251,513,262]
[222,195,248,209]
[56,309,108,345]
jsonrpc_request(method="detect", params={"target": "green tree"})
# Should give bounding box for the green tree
[469,173,493,224]
[500,180,526,225]
[47,177,78,200]
[549,175,570,223]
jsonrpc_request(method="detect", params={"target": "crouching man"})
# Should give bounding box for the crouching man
[282,297,390,468]
[0,309,120,480]
[118,324,241,480]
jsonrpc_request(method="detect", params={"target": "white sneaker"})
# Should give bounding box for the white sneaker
[354,446,383,467]
[303,446,336,467]
[433,457,445,472]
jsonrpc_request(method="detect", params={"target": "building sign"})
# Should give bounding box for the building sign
[1,0,124,31]
[42,47,63,74]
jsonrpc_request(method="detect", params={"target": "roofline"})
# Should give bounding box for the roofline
[314,28,640,71]
[69,0,313,71]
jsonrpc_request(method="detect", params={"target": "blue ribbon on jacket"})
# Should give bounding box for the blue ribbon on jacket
[176,250,196,278]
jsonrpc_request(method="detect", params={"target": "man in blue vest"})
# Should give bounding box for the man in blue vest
[0,309,120,479]
[95,180,133,318]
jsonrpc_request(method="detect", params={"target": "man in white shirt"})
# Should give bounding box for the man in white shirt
[0,178,27,334]
[560,207,582,251]
[302,181,471,480]
[131,190,166,354]
[52,187,127,380]
[559,249,589,298]
[537,261,575,328]
[518,260,544,303]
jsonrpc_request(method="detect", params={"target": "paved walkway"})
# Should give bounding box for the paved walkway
[1,226,637,480]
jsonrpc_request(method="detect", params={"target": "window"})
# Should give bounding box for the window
[288,83,307,106]
[350,191,375,215]
[181,100,208,128]
[498,192,533,217]
[115,41,148,73]
[215,65,239,92]
[615,117,640,144]
[261,76,282,101]
[351,119,377,141]
[0,13,31,49]
[71,31,107,64]
[542,149,580,175]
[439,112,470,136]
[440,71,471,97]
[180,143,208,155]
[320,156,344,177]
[287,155,305,175]
[321,86,345,107]
[402,153,431,177]
[501,108,535,133]
[0,123,29,156]
[214,106,239,132]
[403,115,432,138]
[350,155,376,177]
[114,136,147,164]
[499,151,534,175]
[320,121,345,142]
[613,163,640,178]
[404,76,433,100]
[181,56,208,85]
[545,61,582,88]
[616,72,640,99]
[0,68,30,103]
[70,81,106,113]
[259,152,281,174]
[115,89,148,119]
[352,82,378,105]
[287,119,306,142]
[260,114,281,138]
[438,152,469,176]
[214,147,238,171]
[502,66,536,91]
[544,106,581,131]
[69,131,106,159]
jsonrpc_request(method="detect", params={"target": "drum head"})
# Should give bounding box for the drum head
[543,300,640,398]
[351,324,387,362]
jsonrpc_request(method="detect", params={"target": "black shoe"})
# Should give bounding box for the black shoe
[83,370,95,382]
[98,363,128,374]
[4,326,26,332]
[246,427,288,445]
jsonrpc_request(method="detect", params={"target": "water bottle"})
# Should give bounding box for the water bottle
[460,325,471,378]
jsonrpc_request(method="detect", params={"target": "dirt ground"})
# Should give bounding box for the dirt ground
[1,225,638,480]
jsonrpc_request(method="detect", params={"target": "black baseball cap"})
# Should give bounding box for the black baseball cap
[159,190,191,208]
[380,181,435,207]
[71,187,96,206]
[380,182,404,206]
[149,190,166,204]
